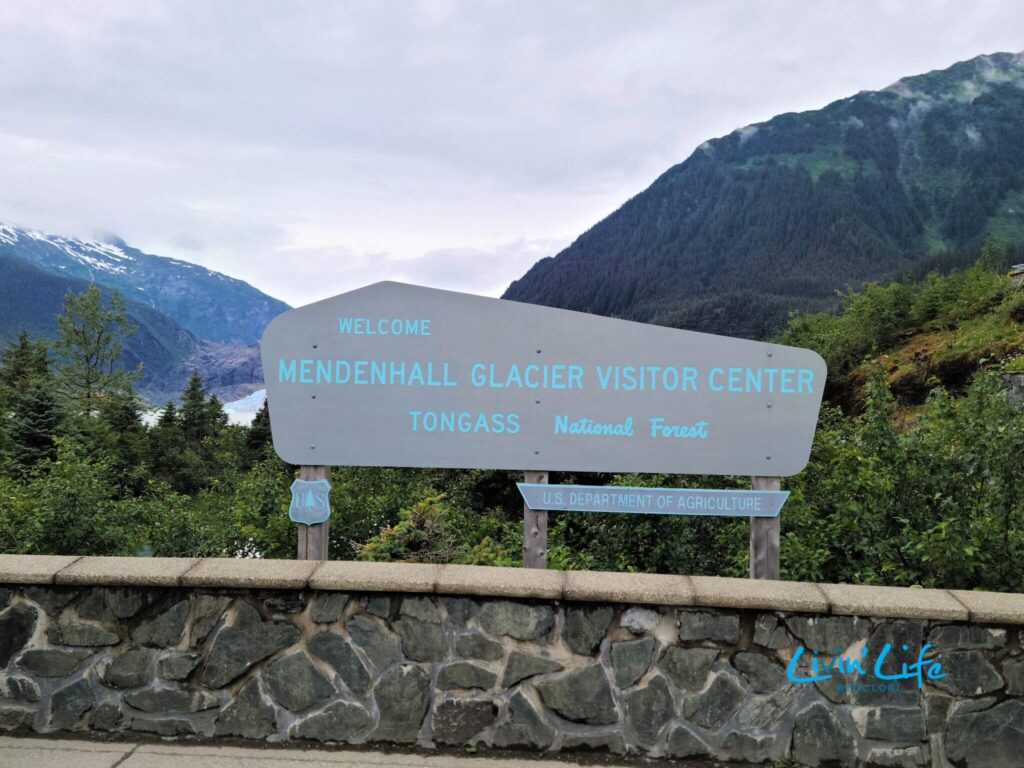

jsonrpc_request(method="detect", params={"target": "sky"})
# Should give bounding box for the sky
[0,1,1021,307]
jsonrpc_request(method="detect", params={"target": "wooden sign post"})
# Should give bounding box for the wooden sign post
[523,470,549,569]
[296,465,330,560]
[749,475,781,579]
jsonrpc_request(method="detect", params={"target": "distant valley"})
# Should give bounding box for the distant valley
[0,223,288,404]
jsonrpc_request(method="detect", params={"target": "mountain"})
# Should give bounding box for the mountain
[504,52,1024,338]
[0,222,289,345]
[0,247,265,404]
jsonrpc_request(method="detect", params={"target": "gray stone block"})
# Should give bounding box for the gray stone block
[372,665,431,743]
[0,675,40,703]
[620,607,659,635]
[677,609,739,644]
[682,670,746,730]
[732,651,785,693]
[658,645,718,690]
[432,698,496,745]
[262,653,334,712]
[200,602,300,688]
[309,632,371,694]
[611,636,654,688]
[215,679,276,739]
[624,674,673,744]
[492,690,555,749]
[563,605,613,655]
[946,699,1024,768]
[395,617,447,662]
[753,613,792,649]
[399,596,441,623]
[930,650,1004,697]
[857,706,926,743]
[1004,657,1024,695]
[49,678,95,730]
[786,614,871,651]
[49,622,120,647]
[792,702,858,767]
[347,613,401,671]
[0,605,37,666]
[455,631,503,661]
[132,600,189,648]
[478,601,553,641]
[537,664,617,725]
[928,624,1005,650]
[17,649,90,677]
[102,648,156,689]
[665,723,711,758]
[157,651,200,681]
[292,700,371,742]
[311,593,348,624]
[437,661,496,690]
[501,651,562,688]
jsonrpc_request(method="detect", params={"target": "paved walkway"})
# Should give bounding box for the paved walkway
[0,737,661,768]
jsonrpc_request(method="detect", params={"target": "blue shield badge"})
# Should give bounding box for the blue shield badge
[289,479,332,525]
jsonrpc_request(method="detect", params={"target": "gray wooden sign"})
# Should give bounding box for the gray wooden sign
[260,282,826,476]
[517,483,789,518]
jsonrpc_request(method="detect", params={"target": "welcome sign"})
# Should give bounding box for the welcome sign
[260,282,826,475]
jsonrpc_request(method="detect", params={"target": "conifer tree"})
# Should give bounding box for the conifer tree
[244,399,273,465]
[6,379,62,470]
[53,285,138,414]
[0,332,50,409]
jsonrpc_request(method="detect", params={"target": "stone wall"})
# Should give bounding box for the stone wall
[1,556,1023,767]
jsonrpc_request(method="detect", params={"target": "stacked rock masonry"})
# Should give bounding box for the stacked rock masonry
[0,566,1023,767]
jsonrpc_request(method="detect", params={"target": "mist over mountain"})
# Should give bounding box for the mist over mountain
[504,52,1024,338]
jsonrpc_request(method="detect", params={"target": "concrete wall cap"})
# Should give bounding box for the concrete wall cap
[0,556,1018,624]
[0,554,81,585]
[690,575,829,613]
[563,570,695,606]
[948,589,1024,625]
[309,560,439,593]
[54,556,199,587]
[435,564,565,600]
[181,558,318,590]
[819,582,969,621]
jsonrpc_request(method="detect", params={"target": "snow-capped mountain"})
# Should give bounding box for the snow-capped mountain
[0,222,287,403]
[0,222,289,345]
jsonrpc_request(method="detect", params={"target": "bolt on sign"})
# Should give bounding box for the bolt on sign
[260,281,826,476]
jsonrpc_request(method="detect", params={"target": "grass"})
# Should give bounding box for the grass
[737,148,879,182]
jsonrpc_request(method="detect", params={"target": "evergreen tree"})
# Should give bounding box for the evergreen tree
[6,379,62,470]
[0,332,49,408]
[179,371,209,452]
[53,285,139,414]
[149,400,185,488]
[244,399,273,466]
[97,393,149,496]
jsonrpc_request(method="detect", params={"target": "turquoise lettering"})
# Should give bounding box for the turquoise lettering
[278,359,296,382]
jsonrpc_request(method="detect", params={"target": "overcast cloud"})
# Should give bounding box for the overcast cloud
[0,1,1021,306]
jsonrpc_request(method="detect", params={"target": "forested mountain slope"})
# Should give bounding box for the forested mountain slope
[505,52,1024,338]
[0,253,261,402]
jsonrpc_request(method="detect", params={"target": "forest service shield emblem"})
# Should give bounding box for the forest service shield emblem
[289,478,332,525]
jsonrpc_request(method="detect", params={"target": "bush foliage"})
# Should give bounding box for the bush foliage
[1,248,1023,591]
